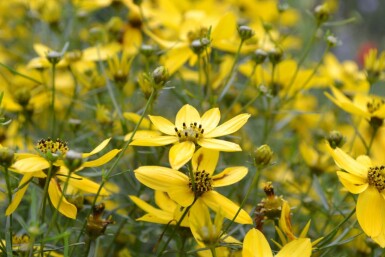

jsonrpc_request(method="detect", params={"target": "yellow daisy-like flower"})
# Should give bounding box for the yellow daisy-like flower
[130,104,250,170]
[325,86,385,122]
[242,228,312,257]
[134,147,252,224]
[326,143,385,247]
[6,138,121,219]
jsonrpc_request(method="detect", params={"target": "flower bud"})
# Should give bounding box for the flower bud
[140,44,156,58]
[314,4,330,25]
[152,66,169,88]
[254,144,273,166]
[278,3,289,13]
[190,38,210,55]
[238,25,254,41]
[268,48,283,65]
[326,130,345,149]
[64,150,83,172]
[0,147,14,168]
[326,35,339,48]
[252,49,267,65]
[15,88,31,107]
[86,203,114,240]
[46,51,62,65]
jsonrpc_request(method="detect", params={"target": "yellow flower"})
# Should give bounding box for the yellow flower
[131,104,250,170]
[325,86,385,121]
[364,48,385,83]
[242,228,312,257]
[129,191,189,227]
[326,143,385,247]
[134,148,252,224]
[6,138,121,219]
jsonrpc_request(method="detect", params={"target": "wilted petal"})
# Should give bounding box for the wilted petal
[169,141,195,170]
[149,115,177,135]
[204,113,250,138]
[276,238,312,257]
[175,104,201,129]
[202,191,252,224]
[192,148,219,176]
[212,167,248,187]
[200,108,221,134]
[356,186,385,238]
[48,179,77,219]
[130,135,178,146]
[198,138,242,152]
[242,228,273,257]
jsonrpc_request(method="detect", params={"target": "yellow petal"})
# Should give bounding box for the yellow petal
[82,42,121,61]
[204,113,250,138]
[12,156,49,173]
[373,233,385,248]
[82,138,111,158]
[134,166,188,191]
[242,228,273,257]
[192,148,219,176]
[123,112,151,129]
[163,46,193,75]
[211,12,237,43]
[275,238,312,257]
[129,195,173,222]
[189,200,212,245]
[198,138,242,152]
[169,141,195,170]
[167,186,195,207]
[48,179,77,219]
[82,149,121,167]
[6,174,32,215]
[200,108,221,134]
[212,167,248,187]
[155,191,177,211]
[175,104,200,129]
[356,186,385,237]
[336,171,368,194]
[124,130,161,141]
[57,171,108,195]
[202,191,252,224]
[130,135,178,146]
[149,115,177,135]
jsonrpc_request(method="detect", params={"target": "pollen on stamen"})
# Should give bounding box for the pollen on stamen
[37,138,69,155]
[368,166,385,192]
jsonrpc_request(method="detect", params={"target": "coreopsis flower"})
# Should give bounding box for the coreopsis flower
[326,143,385,247]
[242,228,312,257]
[6,138,121,219]
[325,86,385,128]
[130,104,250,170]
[364,48,385,84]
[129,191,189,227]
[134,148,252,224]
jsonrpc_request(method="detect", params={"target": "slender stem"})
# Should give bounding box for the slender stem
[218,40,244,102]
[0,62,42,84]
[70,89,156,257]
[210,246,217,257]
[40,163,54,256]
[51,63,57,138]
[4,167,14,257]
[221,166,260,237]
[367,125,379,155]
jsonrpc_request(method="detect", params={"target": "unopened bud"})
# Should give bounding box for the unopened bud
[252,49,267,65]
[15,88,31,107]
[64,150,83,172]
[238,25,254,41]
[0,147,14,168]
[326,35,339,47]
[152,66,169,88]
[278,3,289,13]
[190,38,210,55]
[46,51,62,65]
[268,48,283,65]
[86,203,114,240]
[254,144,273,166]
[314,4,330,25]
[140,44,156,58]
[327,130,345,149]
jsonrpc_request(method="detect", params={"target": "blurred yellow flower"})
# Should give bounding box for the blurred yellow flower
[134,147,252,224]
[131,104,250,170]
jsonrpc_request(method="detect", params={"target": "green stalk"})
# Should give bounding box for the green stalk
[70,89,156,257]
[4,167,14,257]
[51,62,57,138]
[218,39,245,102]
[0,62,42,84]
[40,163,54,256]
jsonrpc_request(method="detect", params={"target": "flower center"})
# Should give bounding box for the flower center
[175,122,204,143]
[189,170,213,195]
[367,166,385,191]
[367,98,385,114]
[37,138,69,155]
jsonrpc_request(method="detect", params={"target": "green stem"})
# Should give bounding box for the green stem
[221,166,260,237]
[40,163,54,256]
[4,167,13,257]
[70,89,156,257]
[366,125,379,155]
[218,40,245,102]
[210,246,217,257]
[51,63,57,138]
[0,62,42,84]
